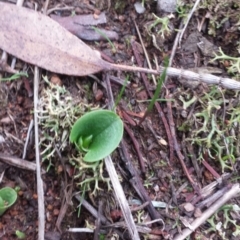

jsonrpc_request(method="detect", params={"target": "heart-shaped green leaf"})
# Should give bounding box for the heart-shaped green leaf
[0,187,18,216]
[70,110,123,162]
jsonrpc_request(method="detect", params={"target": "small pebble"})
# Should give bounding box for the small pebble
[0,135,5,144]
[46,211,52,222]
[57,165,63,174]
[50,75,62,86]
[33,193,38,199]
[95,89,103,101]
[153,184,160,192]
[18,190,24,196]
[183,202,195,212]
[47,204,53,211]
[53,209,60,216]
[157,0,177,13]
[134,2,146,14]
[194,207,202,218]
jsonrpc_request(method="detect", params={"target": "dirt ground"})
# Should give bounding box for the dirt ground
[0,0,240,239]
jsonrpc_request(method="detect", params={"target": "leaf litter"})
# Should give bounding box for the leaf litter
[1,2,240,90]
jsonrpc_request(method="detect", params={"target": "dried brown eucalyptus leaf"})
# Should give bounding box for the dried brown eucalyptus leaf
[0,2,111,76]
[1,4,239,91]
[0,3,161,76]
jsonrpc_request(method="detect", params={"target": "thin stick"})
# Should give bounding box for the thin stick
[163,20,183,88]
[178,0,202,45]
[22,119,33,159]
[124,123,146,173]
[33,67,45,240]
[134,20,157,85]
[104,73,140,239]
[34,3,51,238]
[105,155,141,240]
[119,140,163,221]
[110,64,240,90]
[0,154,44,172]
[166,93,196,189]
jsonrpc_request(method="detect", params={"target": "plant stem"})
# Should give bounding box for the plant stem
[138,58,168,125]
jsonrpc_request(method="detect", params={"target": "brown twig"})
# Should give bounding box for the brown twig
[34,67,45,240]
[178,0,202,45]
[55,146,73,233]
[183,136,201,180]
[119,140,163,222]
[124,123,146,173]
[166,93,198,190]
[202,159,221,179]
[104,73,141,240]
[196,186,230,209]
[130,201,150,212]
[0,154,44,172]
[121,109,137,126]
[93,201,103,240]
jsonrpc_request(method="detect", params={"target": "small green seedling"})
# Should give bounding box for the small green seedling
[92,26,116,53]
[0,72,28,82]
[15,230,26,239]
[0,187,17,216]
[70,110,124,162]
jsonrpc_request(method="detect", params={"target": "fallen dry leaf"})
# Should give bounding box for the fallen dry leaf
[0,2,112,76]
[3,1,235,90]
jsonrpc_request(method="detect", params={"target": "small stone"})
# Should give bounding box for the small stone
[194,207,202,218]
[47,204,53,211]
[53,208,59,216]
[0,117,11,124]
[134,2,146,14]
[18,190,24,196]
[157,0,177,13]
[46,211,52,222]
[181,110,188,118]
[153,184,160,192]
[183,202,195,212]
[57,165,63,174]
[95,89,103,101]
[50,75,62,86]
[94,9,101,16]
[158,138,168,146]
[0,135,5,144]
[33,193,38,199]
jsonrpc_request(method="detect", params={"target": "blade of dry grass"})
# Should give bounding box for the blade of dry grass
[104,73,140,239]
[105,155,141,240]
[178,0,202,45]
[33,67,45,240]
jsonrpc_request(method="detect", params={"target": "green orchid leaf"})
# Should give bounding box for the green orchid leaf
[70,110,124,162]
[0,187,18,216]
[15,230,26,239]
[78,135,93,152]
[0,196,4,209]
